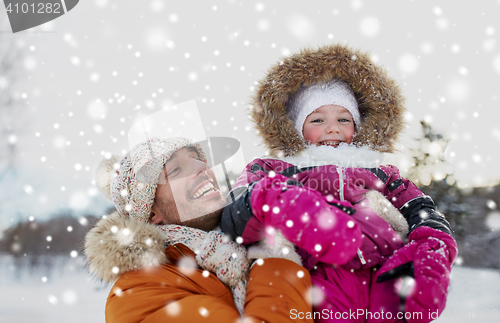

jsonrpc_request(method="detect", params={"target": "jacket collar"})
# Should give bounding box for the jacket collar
[277,143,384,168]
[84,211,169,284]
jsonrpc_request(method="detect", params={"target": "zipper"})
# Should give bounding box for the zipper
[173,244,188,258]
[336,166,344,201]
[337,166,366,265]
[357,249,367,265]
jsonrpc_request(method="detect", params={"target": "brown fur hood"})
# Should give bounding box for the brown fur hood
[84,211,168,284]
[251,44,406,157]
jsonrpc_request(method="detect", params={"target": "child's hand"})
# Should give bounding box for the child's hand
[376,226,457,323]
[250,173,362,265]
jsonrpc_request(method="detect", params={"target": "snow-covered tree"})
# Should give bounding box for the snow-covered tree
[408,121,500,269]
[0,39,25,181]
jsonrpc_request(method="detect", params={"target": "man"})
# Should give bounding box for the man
[84,137,313,322]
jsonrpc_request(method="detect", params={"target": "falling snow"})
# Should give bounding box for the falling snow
[445,79,471,103]
[485,212,500,231]
[1,2,500,321]
[493,55,500,74]
[486,199,497,209]
[359,16,380,37]
[287,14,315,40]
[398,53,419,74]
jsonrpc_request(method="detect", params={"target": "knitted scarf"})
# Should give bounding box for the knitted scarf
[159,225,249,314]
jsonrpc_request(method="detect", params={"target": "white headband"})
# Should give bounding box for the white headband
[287,80,360,137]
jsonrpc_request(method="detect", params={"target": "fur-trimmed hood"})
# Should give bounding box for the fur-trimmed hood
[84,212,168,284]
[280,143,384,169]
[251,44,405,157]
[84,212,251,313]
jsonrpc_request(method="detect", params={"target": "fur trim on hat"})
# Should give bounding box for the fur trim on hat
[251,44,406,157]
[95,155,123,201]
[84,211,168,284]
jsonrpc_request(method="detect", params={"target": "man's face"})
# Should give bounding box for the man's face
[149,147,226,231]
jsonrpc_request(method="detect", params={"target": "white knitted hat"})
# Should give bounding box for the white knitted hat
[287,79,360,137]
[95,137,206,223]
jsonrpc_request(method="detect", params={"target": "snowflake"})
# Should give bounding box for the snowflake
[486,212,500,231]
[359,16,380,37]
[48,295,58,305]
[62,289,78,305]
[398,53,419,74]
[165,302,181,316]
[199,307,209,317]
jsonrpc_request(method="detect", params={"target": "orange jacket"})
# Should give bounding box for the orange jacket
[105,244,313,322]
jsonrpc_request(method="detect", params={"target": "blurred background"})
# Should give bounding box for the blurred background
[1,0,499,322]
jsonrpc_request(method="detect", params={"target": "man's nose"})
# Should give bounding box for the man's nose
[188,158,208,177]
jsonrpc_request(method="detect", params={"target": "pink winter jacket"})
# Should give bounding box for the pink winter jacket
[227,43,457,323]
[220,154,456,322]
[221,155,453,271]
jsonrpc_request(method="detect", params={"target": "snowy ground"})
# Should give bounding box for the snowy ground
[0,255,498,322]
[435,266,500,322]
[0,256,110,323]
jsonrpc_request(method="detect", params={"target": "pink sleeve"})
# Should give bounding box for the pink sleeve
[232,158,275,189]
[250,173,363,265]
[360,165,426,210]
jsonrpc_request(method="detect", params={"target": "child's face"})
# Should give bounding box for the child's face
[302,105,355,147]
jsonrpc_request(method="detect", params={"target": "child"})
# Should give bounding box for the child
[221,44,457,322]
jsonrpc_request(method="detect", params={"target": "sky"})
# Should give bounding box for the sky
[1,0,500,228]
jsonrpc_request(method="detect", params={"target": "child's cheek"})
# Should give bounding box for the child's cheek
[346,126,356,144]
[303,127,322,144]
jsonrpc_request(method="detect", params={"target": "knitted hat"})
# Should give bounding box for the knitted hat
[287,79,360,137]
[95,137,206,223]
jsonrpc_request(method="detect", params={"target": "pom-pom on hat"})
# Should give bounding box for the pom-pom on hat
[95,155,123,201]
[95,137,206,223]
[287,79,360,138]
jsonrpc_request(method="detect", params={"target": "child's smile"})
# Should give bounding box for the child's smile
[302,105,355,147]
[318,140,343,147]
